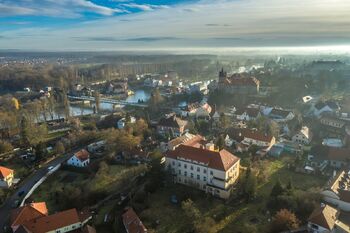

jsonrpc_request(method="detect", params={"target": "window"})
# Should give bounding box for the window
[178,170,181,175]
[184,171,187,176]
[178,163,181,167]
[197,167,200,172]
[203,169,207,174]
[172,161,175,165]
[210,171,213,175]
[191,173,194,178]
[184,164,187,169]
[203,177,207,182]
[197,174,200,180]
[190,165,193,170]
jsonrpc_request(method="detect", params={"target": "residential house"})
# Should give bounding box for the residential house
[157,114,188,137]
[308,204,350,233]
[0,166,14,188]
[67,149,90,167]
[235,107,261,121]
[188,81,208,94]
[165,144,240,199]
[217,69,260,94]
[311,101,340,118]
[268,108,295,122]
[10,202,48,232]
[308,146,350,170]
[167,133,206,151]
[87,140,106,153]
[181,102,212,118]
[319,116,348,139]
[322,170,350,212]
[122,207,147,233]
[292,126,312,145]
[227,128,276,150]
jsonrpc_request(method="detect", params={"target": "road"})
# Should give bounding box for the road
[0,154,69,233]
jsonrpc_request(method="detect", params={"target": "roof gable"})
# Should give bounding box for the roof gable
[0,166,13,179]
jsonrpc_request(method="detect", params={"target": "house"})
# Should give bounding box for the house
[308,146,350,170]
[181,102,212,118]
[12,209,92,233]
[292,126,312,145]
[157,114,188,137]
[67,149,90,167]
[217,69,260,94]
[87,140,106,153]
[227,128,276,149]
[307,204,350,233]
[311,101,340,118]
[117,116,136,129]
[122,207,147,233]
[321,170,350,212]
[0,166,14,188]
[10,202,49,232]
[165,144,240,199]
[235,107,261,121]
[319,116,348,138]
[268,108,294,122]
[167,133,206,151]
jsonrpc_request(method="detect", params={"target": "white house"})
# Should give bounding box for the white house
[165,144,240,199]
[235,107,261,121]
[227,128,276,149]
[268,108,295,122]
[311,101,340,118]
[181,102,212,118]
[292,126,312,145]
[0,166,14,188]
[67,149,90,167]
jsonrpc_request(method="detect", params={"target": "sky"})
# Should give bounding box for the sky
[0,0,350,52]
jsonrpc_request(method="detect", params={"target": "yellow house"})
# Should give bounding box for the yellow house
[0,166,14,188]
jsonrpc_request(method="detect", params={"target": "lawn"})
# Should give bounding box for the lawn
[140,156,327,233]
[31,164,144,212]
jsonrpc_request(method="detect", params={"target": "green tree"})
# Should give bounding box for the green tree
[54,141,65,155]
[0,140,13,154]
[270,179,285,198]
[94,91,100,113]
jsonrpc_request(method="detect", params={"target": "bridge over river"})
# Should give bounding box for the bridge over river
[68,95,148,108]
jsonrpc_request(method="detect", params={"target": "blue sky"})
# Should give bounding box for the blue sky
[0,0,350,52]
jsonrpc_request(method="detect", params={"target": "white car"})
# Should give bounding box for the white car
[47,166,54,171]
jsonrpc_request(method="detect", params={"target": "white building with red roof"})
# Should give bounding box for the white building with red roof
[165,144,240,199]
[0,165,14,188]
[122,207,147,233]
[67,149,90,167]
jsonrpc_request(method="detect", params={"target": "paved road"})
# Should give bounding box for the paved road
[0,154,69,233]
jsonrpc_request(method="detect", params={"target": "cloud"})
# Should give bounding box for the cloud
[0,0,125,17]
[122,3,169,11]
[1,0,350,51]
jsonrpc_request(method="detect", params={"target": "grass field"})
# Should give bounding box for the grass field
[140,156,327,233]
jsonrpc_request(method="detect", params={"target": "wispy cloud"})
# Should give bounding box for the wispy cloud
[122,3,169,11]
[1,0,350,51]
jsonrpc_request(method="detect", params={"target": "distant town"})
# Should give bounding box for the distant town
[1,52,350,233]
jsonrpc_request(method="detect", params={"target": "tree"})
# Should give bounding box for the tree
[181,199,217,233]
[94,91,100,113]
[270,209,300,233]
[219,113,230,129]
[148,88,164,112]
[216,135,225,150]
[20,116,30,146]
[11,97,20,110]
[0,140,13,154]
[270,179,285,198]
[286,177,293,191]
[54,141,65,155]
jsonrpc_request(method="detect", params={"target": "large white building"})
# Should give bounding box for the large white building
[67,149,90,167]
[165,144,240,199]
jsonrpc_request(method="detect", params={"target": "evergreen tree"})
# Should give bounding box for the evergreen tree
[271,179,285,198]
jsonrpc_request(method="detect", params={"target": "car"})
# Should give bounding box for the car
[170,194,178,204]
[47,166,54,171]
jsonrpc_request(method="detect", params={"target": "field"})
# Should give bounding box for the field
[140,156,327,233]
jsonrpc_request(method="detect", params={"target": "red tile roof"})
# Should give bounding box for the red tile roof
[0,165,13,179]
[74,149,90,162]
[166,145,240,171]
[11,203,48,228]
[122,208,147,233]
[227,128,274,143]
[21,208,88,233]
